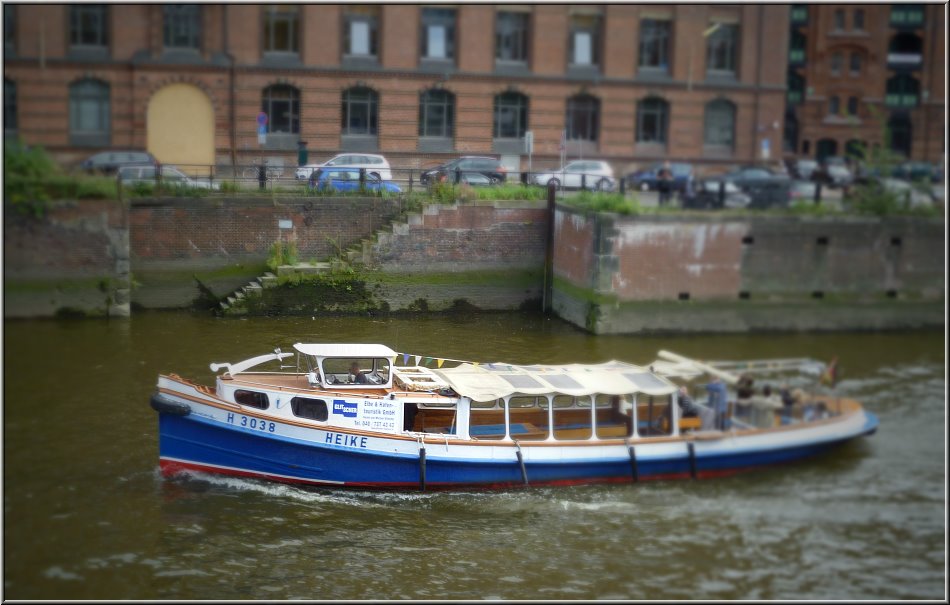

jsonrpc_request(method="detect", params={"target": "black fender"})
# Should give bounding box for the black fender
[150,392,191,416]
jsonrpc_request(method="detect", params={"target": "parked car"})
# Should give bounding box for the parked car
[892,161,938,183]
[118,164,220,190]
[80,150,157,175]
[295,153,392,181]
[786,158,819,181]
[824,164,854,189]
[457,172,494,187]
[685,179,751,209]
[308,167,402,193]
[874,177,934,208]
[721,165,791,206]
[532,160,615,191]
[419,156,508,185]
[788,179,818,202]
[625,162,694,192]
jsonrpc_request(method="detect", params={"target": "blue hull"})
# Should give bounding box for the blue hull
[157,411,878,489]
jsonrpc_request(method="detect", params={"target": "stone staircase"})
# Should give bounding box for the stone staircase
[217,202,445,316]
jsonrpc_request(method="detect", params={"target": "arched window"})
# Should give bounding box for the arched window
[635,96,668,144]
[69,78,110,146]
[418,89,454,138]
[493,92,528,139]
[816,138,838,162]
[341,87,378,136]
[262,84,300,134]
[704,99,735,148]
[566,94,599,142]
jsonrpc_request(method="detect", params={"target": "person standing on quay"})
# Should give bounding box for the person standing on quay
[657,162,674,206]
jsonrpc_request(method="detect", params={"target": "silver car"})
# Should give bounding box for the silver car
[118,164,220,190]
[533,160,615,191]
[295,153,393,181]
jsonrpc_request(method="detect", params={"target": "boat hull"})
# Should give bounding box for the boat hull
[156,400,879,490]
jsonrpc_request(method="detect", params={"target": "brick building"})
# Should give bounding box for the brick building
[783,3,946,163]
[3,4,790,175]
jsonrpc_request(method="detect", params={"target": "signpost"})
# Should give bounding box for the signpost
[525,130,533,178]
[257,112,268,146]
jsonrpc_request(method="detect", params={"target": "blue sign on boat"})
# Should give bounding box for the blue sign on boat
[332,400,357,418]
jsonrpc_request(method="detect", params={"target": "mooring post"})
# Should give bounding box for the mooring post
[542,181,556,314]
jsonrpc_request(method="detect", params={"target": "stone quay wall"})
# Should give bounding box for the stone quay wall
[3,200,131,318]
[552,207,946,334]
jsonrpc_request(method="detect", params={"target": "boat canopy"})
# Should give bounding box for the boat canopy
[432,360,677,401]
[293,343,398,359]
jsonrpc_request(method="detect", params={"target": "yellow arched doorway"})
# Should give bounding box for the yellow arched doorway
[146,84,215,175]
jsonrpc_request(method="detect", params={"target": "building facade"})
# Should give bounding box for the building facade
[3,4,790,175]
[783,3,945,163]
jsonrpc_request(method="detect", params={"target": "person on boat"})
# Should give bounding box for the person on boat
[609,395,633,435]
[677,386,699,417]
[734,374,755,421]
[749,384,783,427]
[349,362,368,384]
[705,377,730,430]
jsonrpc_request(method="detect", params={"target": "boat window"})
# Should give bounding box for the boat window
[234,389,269,409]
[594,394,612,408]
[508,396,538,408]
[637,395,673,437]
[322,357,391,385]
[471,399,501,409]
[291,397,328,421]
[596,394,633,439]
[551,395,591,440]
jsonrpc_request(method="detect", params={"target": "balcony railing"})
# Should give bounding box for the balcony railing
[790,6,808,25]
[885,93,919,108]
[890,9,924,28]
[887,52,923,69]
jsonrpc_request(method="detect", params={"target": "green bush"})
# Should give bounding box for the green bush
[567,191,642,215]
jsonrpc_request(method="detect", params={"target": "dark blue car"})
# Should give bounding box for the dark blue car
[309,167,402,193]
[626,162,694,192]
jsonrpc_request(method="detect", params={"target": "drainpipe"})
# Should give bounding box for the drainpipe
[224,5,237,171]
[751,5,764,163]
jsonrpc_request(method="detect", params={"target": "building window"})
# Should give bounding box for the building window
[850,52,862,75]
[493,92,528,139]
[4,5,14,55]
[569,13,601,67]
[421,8,455,60]
[704,99,735,148]
[163,5,200,50]
[706,23,738,75]
[419,89,454,138]
[70,4,108,48]
[262,84,300,134]
[343,5,379,58]
[341,87,378,136]
[566,94,599,142]
[636,96,668,144]
[829,96,839,115]
[69,79,110,145]
[496,12,528,63]
[787,70,805,104]
[789,30,806,63]
[830,52,842,76]
[885,74,920,107]
[4,78,16,137]
[638,19,671,71]
[890,4,925,27]
[847,96,859,116]
[263,5,299,54]
[888,113,912,157]
[833,9,845,30]
[853,9,865,30]
[790,4,808,24]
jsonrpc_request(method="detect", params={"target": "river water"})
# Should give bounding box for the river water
[2,312,945,600]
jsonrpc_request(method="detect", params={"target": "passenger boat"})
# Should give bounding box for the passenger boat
[150,344,879,490]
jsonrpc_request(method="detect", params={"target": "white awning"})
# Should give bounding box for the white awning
[293,343,398,359]
[432,360,677,402]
